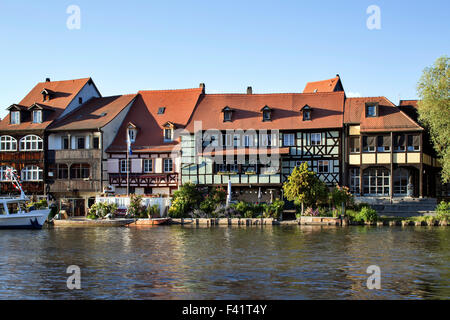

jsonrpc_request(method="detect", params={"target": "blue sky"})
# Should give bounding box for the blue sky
[0,0,448,118]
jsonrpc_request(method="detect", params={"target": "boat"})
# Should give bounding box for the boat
[131,218,172,226]
[0,169,50,230]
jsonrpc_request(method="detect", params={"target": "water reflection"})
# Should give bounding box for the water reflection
[0,226,448,299]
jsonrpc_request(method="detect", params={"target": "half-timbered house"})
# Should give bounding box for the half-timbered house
[105,87,203,196]
[0,78,101,196]
[181,86,346,202]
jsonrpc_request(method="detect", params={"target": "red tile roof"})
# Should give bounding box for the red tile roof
[0,78,93,131]
[184,91,345,132]
[200,147,291,156]
[303,76,343,93]
[48,94,137,131]
[107,88,203,152]
[344,97,423,132]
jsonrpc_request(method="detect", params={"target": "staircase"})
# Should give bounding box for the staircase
[354,197,437,218]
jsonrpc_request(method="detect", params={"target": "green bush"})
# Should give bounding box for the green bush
[199,187,227,215]
[436,201,450,220]
[168,182,203,218]
[232,201,265,218]
[355,206,378,223]
[88,202,118,219]
[146,204,160,218]
[262,200,284,219]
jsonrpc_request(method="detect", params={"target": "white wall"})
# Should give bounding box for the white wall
[58,80,101,119]
[48,132,100,150]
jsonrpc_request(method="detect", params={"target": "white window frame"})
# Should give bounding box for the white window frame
[283,133,295,146]
[19,135,43,151]
[129,129,137,143]
[0,166,14,181]
[0,136,17,151]
[164,128,173,142]
[143,159,153,173]
[32,110,42,123]
[10,111,20,124]
[120,159,130,173]
[163,158,173,173]
[233,134,241,147]
[244,135,254,147]
[21,165,43,181]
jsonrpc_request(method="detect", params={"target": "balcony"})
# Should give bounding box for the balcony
[48,149,102,161]
[109,173,179,187]
[49,179,102,193]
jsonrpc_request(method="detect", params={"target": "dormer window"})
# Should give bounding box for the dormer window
[32,110,42,124]
[79,97,83,104]
[128,129,137,143]
[261,106,272,122]
[157,107,166,114]
[222,106,233,122]
[10,111,20,124]
[41,89,54,102]
[366,104,378,117]
[163,122,175,142]
[301,105,312,121]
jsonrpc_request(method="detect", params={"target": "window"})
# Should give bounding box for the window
[377,136,391,152]
[394,168,409,195]
[76,136,85,149]
[366,104,377,117]
[70,164,90,179]
[144,159,153,173]
[0,166,14,181]
[21,166,43,181]
[157,107,166,114]
[120,160,130,173]
[363,168,390,195]
[283,133,295,146]
[164,158,173,173]
[233,134,240,147]
[215,161,239,173]
[308,133,322,146]
[362,136,375,152]
[303,110,311,121]
[263,110,271,121]
[10,111,20,124]
[318,160,330,173]
[0,136,17,151]
[32,110,42,123]
[349,168,360,194]
[224,111,232,122]
[164,129,173,142]
[244,135,253,147]
[61,136,69,150]
[58,164,69,179]
[19,135,43,151]
[79,97,83,104]
[407,135,420,151]
[394,134,406,152]
[93,137,100,149]
[260,134,272,147]
[128,129,136,143]
[350,137,360,153]
[223,133,233,147]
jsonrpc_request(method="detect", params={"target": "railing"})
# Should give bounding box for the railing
[109,173,178,187]
[49,180,102,192]
[95,196,171,217]
[48,149,102,161]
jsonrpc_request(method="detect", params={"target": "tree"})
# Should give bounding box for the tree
[417,56,450,182]
[282,162,329,215]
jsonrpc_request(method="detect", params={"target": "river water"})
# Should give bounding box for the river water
[0,225,448,300]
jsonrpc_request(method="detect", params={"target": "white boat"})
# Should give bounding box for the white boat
[0,169,50,230]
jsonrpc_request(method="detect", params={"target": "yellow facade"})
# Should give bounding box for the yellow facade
[349,125,361,136]
[393,153,406,163]
[349,154,360,165]
[376,153,391,164]
[407,152,421,164]
[362,153,376,164]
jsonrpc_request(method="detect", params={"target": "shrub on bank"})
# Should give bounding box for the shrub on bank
[355,206,378,223]
[168,182,203,218]
[88,202,118,219]
[436,201,450,221]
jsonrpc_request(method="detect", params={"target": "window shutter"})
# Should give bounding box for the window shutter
[131,159,142,173]
[107,159,119,173]
[413,135,420,147]
[367,136,376,147]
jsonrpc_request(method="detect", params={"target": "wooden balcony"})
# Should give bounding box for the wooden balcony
[109,173,179,187]
[48,179,102,193]
[0,151,44,163]
[48,149,102,161]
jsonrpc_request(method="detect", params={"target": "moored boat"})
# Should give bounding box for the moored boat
[0,169,50,230]
[131,218,172,226]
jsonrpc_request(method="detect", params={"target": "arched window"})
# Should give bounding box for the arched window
[0,136,17,151]
[70,163,90,179]
[0,166,14,181]
[19,135,43,151]
[21,165,43,181]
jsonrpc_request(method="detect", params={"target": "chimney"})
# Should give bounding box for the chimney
[247,86,253,95]
[46,78,51,82]
[199,83,205,94]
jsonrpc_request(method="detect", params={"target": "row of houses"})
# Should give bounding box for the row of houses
[0,76,446,215]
